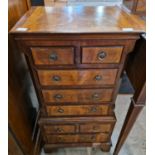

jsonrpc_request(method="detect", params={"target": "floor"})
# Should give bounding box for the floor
[40,95,146,155]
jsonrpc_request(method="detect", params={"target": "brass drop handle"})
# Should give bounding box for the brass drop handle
[57,108,64,113]
[55,127,63,133]
[80,136,86,141]
[98,51,106,60]
[89,106,98,113]
[49,53,58,61]
[94,75,102,81]
[52,75,61,81]
[92,125,98,130]
[54,94,63,100]
[91,135,96,140]
[58,137,64,142]
[92,93,100,100]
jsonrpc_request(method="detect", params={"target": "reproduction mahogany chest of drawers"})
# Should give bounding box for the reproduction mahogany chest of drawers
[10,6,145,153]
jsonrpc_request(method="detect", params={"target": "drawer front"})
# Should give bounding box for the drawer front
[46,133,110,143]
[46,105,110,116]
[31,47,74,65]
[37,69,117,86]
[80,123,112,133]
[46,134,78,143]
[42,88,113,103]
[78,133,109,143]
[82,46,123,64]
[44,142,111,152]
[43,125,76,134]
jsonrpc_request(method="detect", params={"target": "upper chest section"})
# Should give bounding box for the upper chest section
[13,33,138,70]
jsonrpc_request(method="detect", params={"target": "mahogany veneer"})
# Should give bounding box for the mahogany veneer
[46,133,110,143]
[46,104,114,116]
[42,88,113,103]
[31,47,75,65]
[82,46,123,64]
[10,6,145,153]
[37,69,118,86]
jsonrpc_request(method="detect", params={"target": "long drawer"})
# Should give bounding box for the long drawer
[45,133,110,143]
[44,142,112,152]
[42,88,113,103]
[43,123,114,134]
[37,69,118,87]
[46,105,113,116]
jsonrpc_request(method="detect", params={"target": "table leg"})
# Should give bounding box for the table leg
[113,99,145,155]
[113,34,146,155]
[113,82,145,155]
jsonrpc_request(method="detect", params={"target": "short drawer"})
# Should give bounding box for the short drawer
[46,133,110,143]
[80,123,113,133]
[42,88,113,103]
[46,105,112,116]
[31,47,74,65]
[82,46,123,64]
[46,134,77,143]
[43,125,75,134]
[37,69,117,86]
[78,133,110,143]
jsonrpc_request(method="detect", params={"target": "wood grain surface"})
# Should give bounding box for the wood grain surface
[82,46,123,64]
[46,105,112,116]
[42,88,113,103]
[46,133,110,143]
[80,123,113,133]
[31,47,75,65]
[37,69,118,86]
[43,124,76,134]
[10,6,145,33]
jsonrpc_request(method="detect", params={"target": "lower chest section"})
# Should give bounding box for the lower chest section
[39,116,116,152]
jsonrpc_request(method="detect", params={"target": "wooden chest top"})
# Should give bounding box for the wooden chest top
[10,6,145,33]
